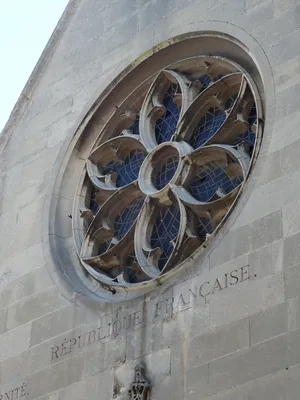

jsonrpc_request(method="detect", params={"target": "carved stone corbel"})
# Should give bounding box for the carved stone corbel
[128,364,151,400]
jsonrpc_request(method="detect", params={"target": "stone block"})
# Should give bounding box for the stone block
[187,318,249,368]
[160,304,209,349]
[283,199,300,237]
[234,169,300,228]
[30,304,86,347]
[211,210,282,268]
[268,110,300,154]
[274,53,300,94]
[0,267,53,310]
[0,350,29,385]
[285,264,300,299]
[250,302,288,345]
[23,95,74,136]
[185,363,210,399]
[145,347,171,386]
[283,233,300,268]
[48,373,102,400]
[151,374,184,400]
[0,322,31,362]
[209,272,285,328]
[244,0,262,10]
[241,1,273,31]
[23,133,48,162]
[6,286,68,331]
[265,26,300,66]
[138,0,170,31]
[83,337,125,378]
[288,297,300,331]
[21,143,61,187]
[287,328,300,367]
[209,224,251,268]
[27,354,84,399]
[1,164,22,201]
[249,240,283,279]
[0,307,7,336]
[251,210,283,251]
[209,334,288,394]
[273,0,299,17]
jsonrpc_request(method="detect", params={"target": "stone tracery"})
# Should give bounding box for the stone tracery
[73,56,262,288]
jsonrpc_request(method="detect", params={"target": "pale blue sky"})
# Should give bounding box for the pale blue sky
[0,0,69,132]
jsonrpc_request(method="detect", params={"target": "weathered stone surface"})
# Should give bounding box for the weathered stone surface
[0,0,299,398]
[250,302,288,345]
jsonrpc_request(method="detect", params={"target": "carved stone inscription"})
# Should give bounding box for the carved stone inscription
[0,383,28,400]
[51,265,250,362]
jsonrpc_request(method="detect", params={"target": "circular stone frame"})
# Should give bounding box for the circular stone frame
[43,28,273,304]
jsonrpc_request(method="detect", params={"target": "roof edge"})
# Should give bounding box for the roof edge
[0,0,82,150]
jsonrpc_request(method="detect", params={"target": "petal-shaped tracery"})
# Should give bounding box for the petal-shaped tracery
[175,73,244,148]
[172,145,250,206]
[134,196,187,277]
[87,136,147,192]
[139,70,198,151]
[73,55,263,291]
[80,183,146,281]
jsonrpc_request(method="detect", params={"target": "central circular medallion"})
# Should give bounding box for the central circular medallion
[138,141,192,199]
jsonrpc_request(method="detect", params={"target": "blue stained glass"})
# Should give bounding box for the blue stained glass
[189,162,242,202]
[196,74,224,91]
[150,205,181,270]
[198,74,213,88]
[155,84,181,144]
[189,108,226,149]
[129,115,140,135]
[154,156,179,190]
[233,129,256,147]
[114,198,144,240]
[197,216,213,241]
[102,150,146,187]
[225,93,238,110]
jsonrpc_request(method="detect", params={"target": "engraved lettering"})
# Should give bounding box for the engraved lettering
[241,265,250,282]
[20,383,27,397]
[87,330,96,345]
[224,273,229,288]
[230,269,239,285]
[176,293,189,309]
[133,311,142,327]
[188,288,197,300]
[123,314,132,329]
[97,326,107,341]
[51,345,59,361]
[4,391,12,400]
[112,319,122,336]
[212,278,222,294]
[165,297,174,314]
[199,282,210,297]
[68,338,77,353]
[78,333,87,348]
[154,301,164,320]
[61,338,68,356]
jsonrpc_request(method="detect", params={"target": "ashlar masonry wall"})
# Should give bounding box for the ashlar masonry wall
[1,0,300,399]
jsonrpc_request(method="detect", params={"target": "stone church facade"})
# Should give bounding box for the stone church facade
[1,0,300,399]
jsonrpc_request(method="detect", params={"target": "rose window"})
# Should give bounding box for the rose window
[73,56,262,287]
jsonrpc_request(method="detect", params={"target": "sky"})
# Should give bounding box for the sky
[0,0,69,132]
